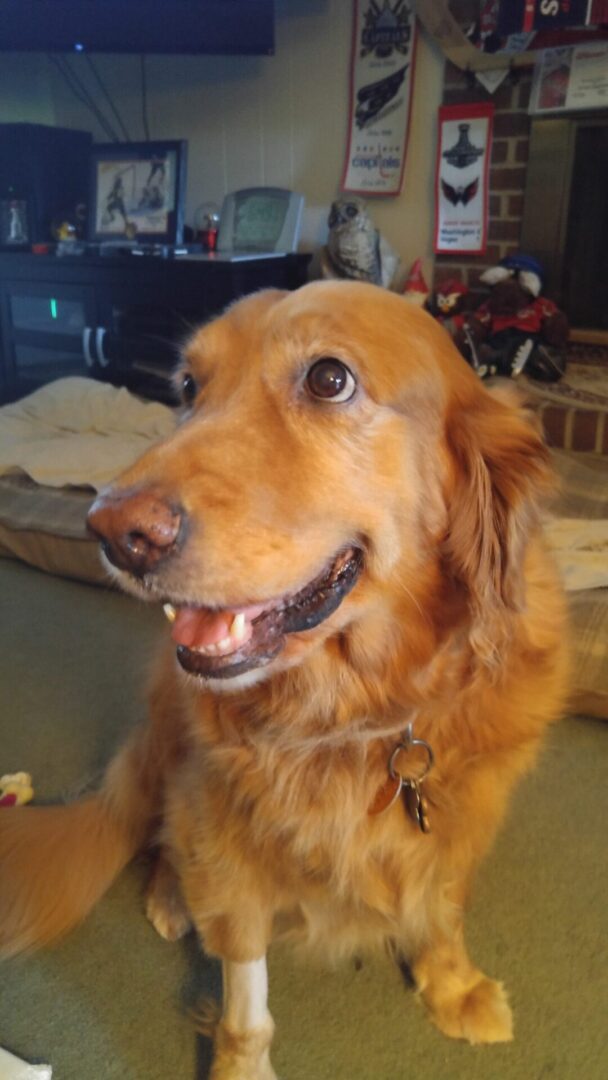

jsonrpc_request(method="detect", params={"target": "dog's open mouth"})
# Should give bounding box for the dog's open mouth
[166,546,363,679]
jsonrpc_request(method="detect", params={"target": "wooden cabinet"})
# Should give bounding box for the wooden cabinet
[0,251,310,402]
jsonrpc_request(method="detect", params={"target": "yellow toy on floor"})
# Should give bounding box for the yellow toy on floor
[0,772,34,808]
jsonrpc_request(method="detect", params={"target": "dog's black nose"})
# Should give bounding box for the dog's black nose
[87,488,183,575]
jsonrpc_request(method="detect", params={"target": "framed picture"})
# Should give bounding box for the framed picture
[88,141,187,245]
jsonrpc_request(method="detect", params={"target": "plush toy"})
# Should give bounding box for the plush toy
[0,772,34,807]
[425,279,469,339]
[458,254,569,381]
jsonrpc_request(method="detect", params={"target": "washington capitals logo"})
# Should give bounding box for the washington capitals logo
[442,124,484,169]
[441,176,479,206]
[356,65,407,128]
[360,0,412,60]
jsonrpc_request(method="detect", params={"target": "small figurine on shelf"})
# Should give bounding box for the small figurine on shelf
[402,257,430,307]
[459,254,569,381]
[194,201,221,252]
[321,196,400,289]
[52,202,88,256]
[425,278,469,339]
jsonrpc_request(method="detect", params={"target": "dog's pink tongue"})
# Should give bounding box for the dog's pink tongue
[171,607,235,648]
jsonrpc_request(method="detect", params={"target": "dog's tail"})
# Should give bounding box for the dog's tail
[0,691,177,957]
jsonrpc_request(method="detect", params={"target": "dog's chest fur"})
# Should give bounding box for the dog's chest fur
[162,658,469,954]
[166,717,445,954]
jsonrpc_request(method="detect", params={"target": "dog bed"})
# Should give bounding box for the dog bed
[0,377,176,586]
[0,473,108,586]
[0,376,175,490]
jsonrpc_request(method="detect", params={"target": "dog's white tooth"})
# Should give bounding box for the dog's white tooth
[217,637,233,652]
[163,603,177,623]
[230,612,246,640]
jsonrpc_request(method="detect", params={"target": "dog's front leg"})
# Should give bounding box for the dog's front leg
[187,899,277,1080]
[410,890,513,1046]
[174,790,278,1076]
[209,956,276,1080]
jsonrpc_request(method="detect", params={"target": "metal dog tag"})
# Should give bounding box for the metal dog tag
[369,721,435,829]
[403,780,431,834]
[368,773,402,816]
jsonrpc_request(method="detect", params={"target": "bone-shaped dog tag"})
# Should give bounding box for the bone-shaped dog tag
[403,780,431,834]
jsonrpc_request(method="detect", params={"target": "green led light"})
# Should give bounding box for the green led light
[50,298,58,319]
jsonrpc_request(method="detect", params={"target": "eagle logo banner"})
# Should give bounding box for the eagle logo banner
[434,103,494,255]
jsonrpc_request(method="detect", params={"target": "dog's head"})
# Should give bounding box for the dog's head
[88,281,551,687]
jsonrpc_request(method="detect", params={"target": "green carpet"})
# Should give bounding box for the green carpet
[0,560,606,1080]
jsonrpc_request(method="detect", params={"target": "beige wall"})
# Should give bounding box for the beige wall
[5,1,444,279]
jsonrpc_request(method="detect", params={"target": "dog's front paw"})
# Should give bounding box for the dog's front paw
[210,1049,277,1080]
[209,1018,277,1080]
[145,888,192,941]
[424,974,513,1045]
[145,859,192,941]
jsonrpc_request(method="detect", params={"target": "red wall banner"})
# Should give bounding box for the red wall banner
[434,102,494,256]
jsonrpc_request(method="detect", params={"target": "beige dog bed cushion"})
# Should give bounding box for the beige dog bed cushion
[0,377,175,586]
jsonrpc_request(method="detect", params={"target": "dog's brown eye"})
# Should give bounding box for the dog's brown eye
[306,359,356,403]
[181,372,197,405]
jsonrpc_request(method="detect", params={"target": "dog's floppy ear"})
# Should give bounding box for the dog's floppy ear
[444,386,553,662]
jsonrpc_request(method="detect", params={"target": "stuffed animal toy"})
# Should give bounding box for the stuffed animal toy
[458,254,568,382]
[425,279,469,339]
[0,772,34,807]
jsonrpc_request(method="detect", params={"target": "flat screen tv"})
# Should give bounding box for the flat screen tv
[0,1,274,55]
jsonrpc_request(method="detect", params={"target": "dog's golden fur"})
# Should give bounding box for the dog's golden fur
[0,281,568,1071]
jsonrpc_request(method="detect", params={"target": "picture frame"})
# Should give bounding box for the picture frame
[88,140,187,245]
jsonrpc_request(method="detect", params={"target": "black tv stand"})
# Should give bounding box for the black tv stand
[0,250,311,403]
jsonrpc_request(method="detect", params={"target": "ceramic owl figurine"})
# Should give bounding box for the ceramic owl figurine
[324,196,382,285]
[322,196,400,289]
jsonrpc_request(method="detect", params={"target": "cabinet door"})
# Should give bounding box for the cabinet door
[95,283,198,402]
[1,281,97,400]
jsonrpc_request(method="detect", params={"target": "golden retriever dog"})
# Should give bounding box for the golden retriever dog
[0,281,568,1078]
